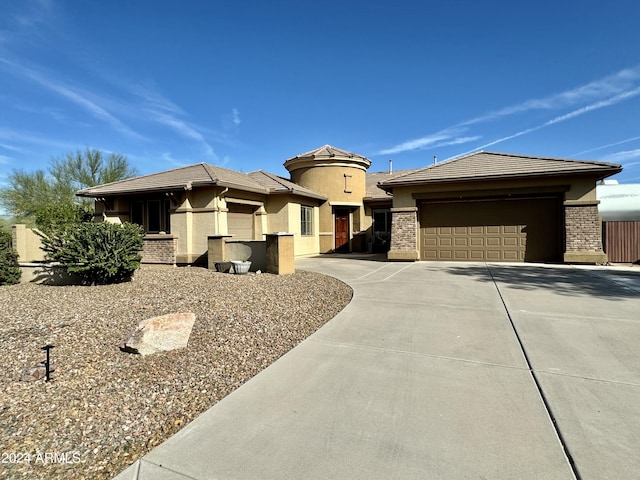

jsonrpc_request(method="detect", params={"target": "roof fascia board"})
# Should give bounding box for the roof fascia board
[215,181,267,195]
[268,190,327,201]
[380,168,622,189]
[224,197,264,206]
[76,184,194,198]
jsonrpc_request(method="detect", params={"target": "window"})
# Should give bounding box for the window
[147,200,162,233]
[130,198,171,234]
[131,201,144,227]
[344,174,352,193]
[372,208,392,252]
[301,205,313,236]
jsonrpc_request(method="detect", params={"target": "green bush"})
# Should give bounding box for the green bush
[0,230,21,286]
[40,222,144,285]
[35,201,93,236]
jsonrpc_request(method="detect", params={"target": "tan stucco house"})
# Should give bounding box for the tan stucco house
[77,146,621,265]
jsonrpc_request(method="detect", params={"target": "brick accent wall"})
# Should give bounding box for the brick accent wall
[141,234,177,265]
[390,208,418,252]
[565,203,603,252]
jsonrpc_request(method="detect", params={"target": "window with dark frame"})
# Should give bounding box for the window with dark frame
[300,205,313,236]
[130,198,171,234]
[372,208,392,252]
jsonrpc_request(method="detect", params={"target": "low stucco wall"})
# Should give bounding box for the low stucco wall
[207,237,267,272]
[208,235,297,273]
[225,240,266,271]
[12,224,45,262]
[18,263,85,285]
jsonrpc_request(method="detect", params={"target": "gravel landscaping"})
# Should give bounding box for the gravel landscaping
[0,266,352,479]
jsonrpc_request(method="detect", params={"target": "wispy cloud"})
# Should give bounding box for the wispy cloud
[160,152,189,168]
[382,66,640,157]
[150,110,219,160]
[0,141,26,153]
[232,108,241,127]
[121,82,219,161]
[461,66,640,126]
[455,86,640,156]
[130,84,186,117]
[544,86,640,126]
[0,57,147,141]
[572,135,640,157]
[379,128,477,155]
[12,0,54,28]
[598,149,640,164]
[1,0,64,52]
[0,127,78,152]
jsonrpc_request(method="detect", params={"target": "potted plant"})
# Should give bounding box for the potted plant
[231,259,251,275]
[214,261,232,273]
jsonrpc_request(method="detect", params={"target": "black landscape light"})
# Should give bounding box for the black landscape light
[41,344,55,382]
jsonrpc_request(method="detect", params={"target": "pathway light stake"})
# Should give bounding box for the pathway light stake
[41,344,55,382]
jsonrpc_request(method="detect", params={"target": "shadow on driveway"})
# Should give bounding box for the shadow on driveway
[440,264,640,300]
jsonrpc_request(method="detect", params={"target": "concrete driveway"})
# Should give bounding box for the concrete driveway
[115,257,640,480]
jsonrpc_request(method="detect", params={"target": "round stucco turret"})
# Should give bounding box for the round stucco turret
[284,145,371,202]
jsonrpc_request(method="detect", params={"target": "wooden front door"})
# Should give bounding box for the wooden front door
[335,214,349,251]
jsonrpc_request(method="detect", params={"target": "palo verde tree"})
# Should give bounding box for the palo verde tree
[0,148,139,231]
[51,148,139,192]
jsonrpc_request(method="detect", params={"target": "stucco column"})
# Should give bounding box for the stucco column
[387,207,419,261]
[563,201,607,263]
[207,235,233,269]
[265,233,295,274]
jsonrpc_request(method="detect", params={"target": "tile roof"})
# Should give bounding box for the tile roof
[76,163,260,197]
[286,144,370,162]
[77,163,327,200]
[365,169,422,200]
[379,151,623,188]
[248,170,327,200]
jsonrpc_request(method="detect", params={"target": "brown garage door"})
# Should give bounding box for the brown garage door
[420,197,562,262]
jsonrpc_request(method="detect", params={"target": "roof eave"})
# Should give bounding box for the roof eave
[363,195,393,202]
[76,183,197,198]
[215,180,267,195]
[268,189,327,201]
[379,167,623,189]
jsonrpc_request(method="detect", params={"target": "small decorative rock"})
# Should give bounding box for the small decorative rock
[120,312,196,356]
[20,362,55,382]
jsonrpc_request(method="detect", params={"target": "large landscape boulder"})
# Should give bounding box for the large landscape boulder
[120,312,196,356]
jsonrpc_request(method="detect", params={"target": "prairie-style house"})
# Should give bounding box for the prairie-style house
[77,145,621,265]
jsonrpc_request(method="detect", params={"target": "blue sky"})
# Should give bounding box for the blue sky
[1,0,640,189]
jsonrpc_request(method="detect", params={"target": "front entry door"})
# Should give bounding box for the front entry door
[335,214,349,251]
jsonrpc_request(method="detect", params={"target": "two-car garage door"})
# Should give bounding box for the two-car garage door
[419,196,562,262]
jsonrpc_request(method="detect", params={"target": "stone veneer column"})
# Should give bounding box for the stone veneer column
[141,234,178,265]
[563,201,607,263]
[387,207,419,261]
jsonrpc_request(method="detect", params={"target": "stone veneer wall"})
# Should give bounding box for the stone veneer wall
[388,207,419,260]
[565,203,603,252]
[141,234,177,265]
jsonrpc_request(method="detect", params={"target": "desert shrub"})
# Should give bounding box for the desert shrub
[40,222,144,285]
[0,230,21,286]
[35,201,93,236]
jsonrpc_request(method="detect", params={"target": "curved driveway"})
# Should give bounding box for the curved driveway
[115,257,640,480]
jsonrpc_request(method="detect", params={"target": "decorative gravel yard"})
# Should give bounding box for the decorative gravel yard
[0,266,352,480]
